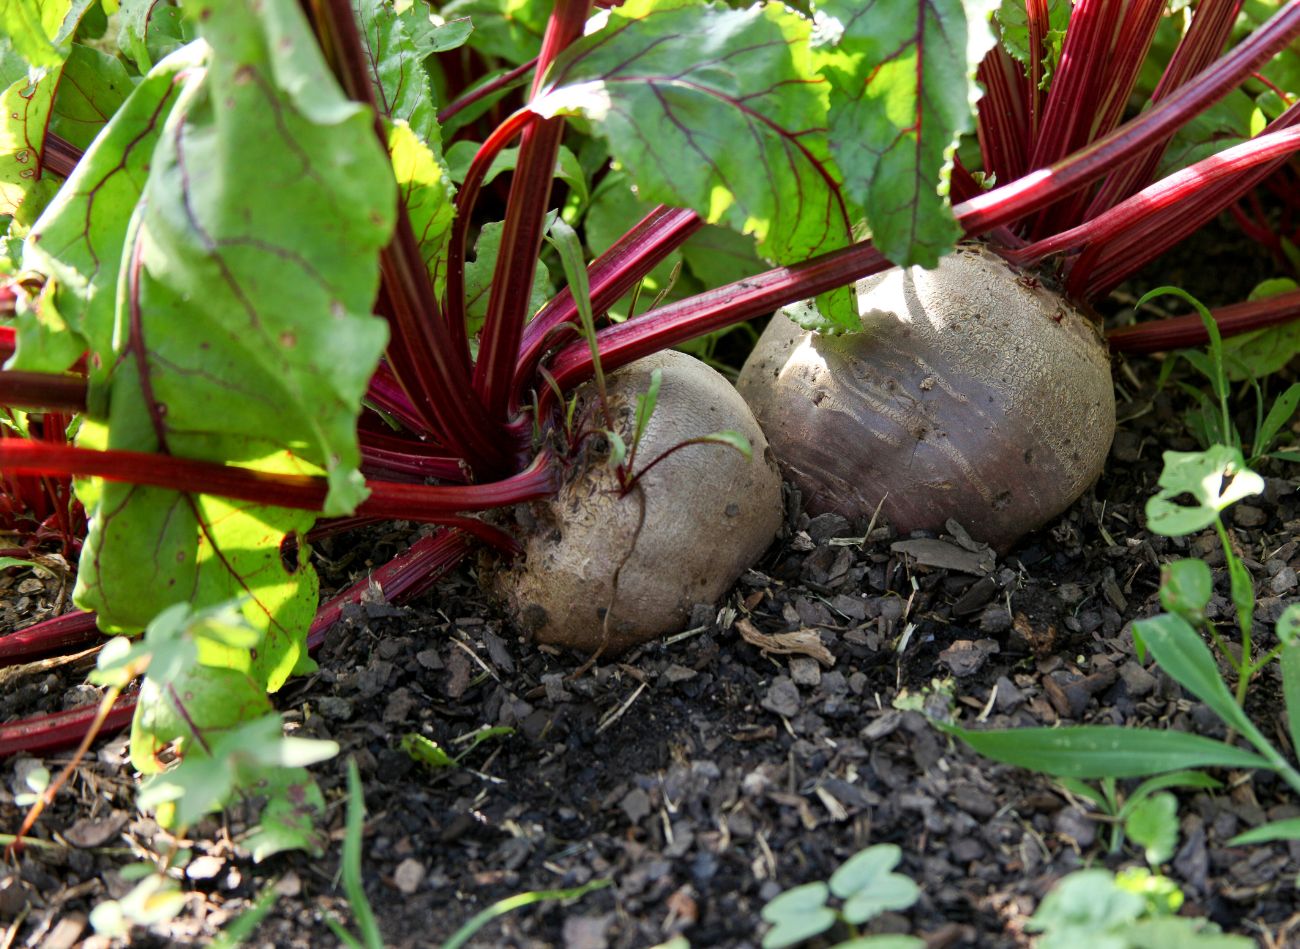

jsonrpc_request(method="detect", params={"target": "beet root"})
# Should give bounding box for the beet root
[736,244,1114,550]
[494,350,783,654]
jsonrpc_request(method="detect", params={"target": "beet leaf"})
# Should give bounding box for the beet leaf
[815,0,999,268]
[531,0,859,331]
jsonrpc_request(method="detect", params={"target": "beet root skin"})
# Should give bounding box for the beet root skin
[495,350,784,654]
[736,245,1115,550]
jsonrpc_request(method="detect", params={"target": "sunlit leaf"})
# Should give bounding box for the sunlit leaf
[1146,446,1264,536]
[0,68,58,218]
[18,43,205,377]
[388,120,455,295]
[944,721,1271,778]
[813,0,998,267]
[533,0,858,331]
[59,1,396,676]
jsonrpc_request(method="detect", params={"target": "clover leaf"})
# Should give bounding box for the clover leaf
[1146,447,1263,537]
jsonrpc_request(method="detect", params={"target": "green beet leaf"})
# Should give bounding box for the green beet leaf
[465,219,552,334]
[533,0,859,332]
[242,762,332,860]
[0,67,58,221]
[130,664,277,775]
[814,0,998,268]
[117,0,193,74]
[943,722,1271,778]
[354,0,442,148]
[400,11,473,59]
[994,0,1069,80]
[63,1,396,674]
[18,42,205,378]
[137,713,335,840]
[48,43,133,151]
[442,0,548,65]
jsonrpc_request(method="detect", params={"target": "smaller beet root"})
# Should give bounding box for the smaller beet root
[492,350,783,654]
[736,244,1115,551]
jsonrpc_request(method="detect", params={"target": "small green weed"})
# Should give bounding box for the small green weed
[943,444,1300,848]
[1056,771,1219,863]
[1145,285,1300,463]
[759,844,922,949]
[1026,867,1251,948]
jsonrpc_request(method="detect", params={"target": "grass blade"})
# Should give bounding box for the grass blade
[209,879,281,949]
[1282,643,1300,760]
[1229,818,1300,845]
[340,759,383,949]
[943,723,1271,778]
[441,880,609,949]
[1133,614,1254,736]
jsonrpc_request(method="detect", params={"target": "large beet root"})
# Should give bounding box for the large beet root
[736,245,1114,550]
[495,349,783,653]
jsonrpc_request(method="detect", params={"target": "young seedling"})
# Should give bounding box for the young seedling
[1026,867,1252,948]
[944,444,1300,847]
[1146,286,1300,462]
[399,725,514,771]
[1056,771,1220,863]
[759,844,922,949]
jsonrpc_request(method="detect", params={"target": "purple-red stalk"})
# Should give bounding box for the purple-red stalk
[308,0,507,475]
[443,107,535,359]
[0,371,87,412]
[956,0,1300,238]
[437,57,538,124]
[0,441,557,527]
[1109,287,1300,354]
[471,0,592,428]
[1086,0,1246,217]
[510,205,704,409]
[1005,125,1300,267]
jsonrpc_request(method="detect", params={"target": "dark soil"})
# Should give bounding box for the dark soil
[5,194,1300,949]
[4,354,1300,949]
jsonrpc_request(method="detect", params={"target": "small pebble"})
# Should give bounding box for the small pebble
[1119,660,1156,698]
[761,677,801,718]
[789,656,821,687]
[1269,566,1297,595]
[992,675,1024,711]
[393,858,425,895]
[621,788,651,823]
[1234,504,1267,528]
[316,696,354,721]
